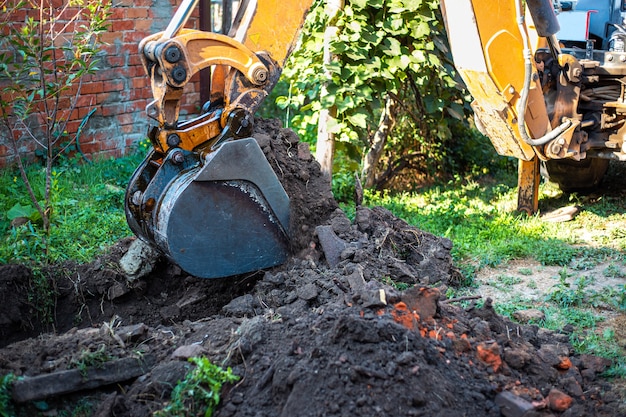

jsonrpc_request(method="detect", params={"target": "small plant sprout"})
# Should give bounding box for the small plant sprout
[156,357,239,417]
[0,373,16,417]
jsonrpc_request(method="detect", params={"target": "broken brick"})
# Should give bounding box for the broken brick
[547,388,573,412]
[476,341,502,372]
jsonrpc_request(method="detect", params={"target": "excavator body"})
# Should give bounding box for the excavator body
[442,0,626,213]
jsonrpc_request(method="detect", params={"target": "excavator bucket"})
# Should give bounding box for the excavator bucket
[125,138,290,278]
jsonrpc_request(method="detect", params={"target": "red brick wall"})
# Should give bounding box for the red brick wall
[0,0,202,166]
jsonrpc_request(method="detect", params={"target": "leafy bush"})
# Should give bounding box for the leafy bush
[270,0,485,189]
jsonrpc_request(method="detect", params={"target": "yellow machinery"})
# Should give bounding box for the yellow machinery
[126,0,626,278]
[125,0,312,278]
[442,0,626,213]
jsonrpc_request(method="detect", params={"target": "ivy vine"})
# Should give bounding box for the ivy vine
[277,0,479,187]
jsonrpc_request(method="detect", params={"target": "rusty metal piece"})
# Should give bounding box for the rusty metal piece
[543,119,584,160]
[166,133,181,147]
[502,84,517,103]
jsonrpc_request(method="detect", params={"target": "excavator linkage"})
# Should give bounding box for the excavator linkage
[125,0,311,278]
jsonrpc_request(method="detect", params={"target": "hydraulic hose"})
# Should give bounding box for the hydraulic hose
[515,0,572,147]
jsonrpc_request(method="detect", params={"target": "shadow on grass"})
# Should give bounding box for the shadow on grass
[539,160,626,217]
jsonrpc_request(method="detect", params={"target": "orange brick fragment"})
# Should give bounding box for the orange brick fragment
[391,302,417,330]
[556,357,572,370]
[547,389,573,412]
[428,329,443,340]
[476,341,502,372]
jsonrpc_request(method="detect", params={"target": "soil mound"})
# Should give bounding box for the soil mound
[0,118,622,416]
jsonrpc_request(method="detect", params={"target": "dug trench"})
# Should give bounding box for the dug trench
[0,118,624,416]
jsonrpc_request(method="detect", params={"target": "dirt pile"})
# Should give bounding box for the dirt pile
[0,118,623,416]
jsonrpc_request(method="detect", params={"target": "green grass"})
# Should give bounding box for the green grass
[0,150,147,265]
[362,177,626,275]
[483,274,524,291]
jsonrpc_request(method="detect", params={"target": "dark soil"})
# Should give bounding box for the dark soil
[0,118,623,417]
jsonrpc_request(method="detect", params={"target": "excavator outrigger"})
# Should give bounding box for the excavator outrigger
[125,0,626,279]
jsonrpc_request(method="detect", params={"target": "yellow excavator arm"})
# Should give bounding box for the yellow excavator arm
[138,0,313,153]
[125,0,313,279]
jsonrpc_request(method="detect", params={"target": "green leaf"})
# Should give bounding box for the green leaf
[347,113,368,129]
[344,46,368,61]
[411,49,427,64]
[351,0,369,10]
[410,20,432,39]
[7,203,41,222]
[333,40,348,53]
[382,38,401,56]
[336,95,355,113]
[327,117,345,134]
[275,96,290,109]
[361,30,379,45]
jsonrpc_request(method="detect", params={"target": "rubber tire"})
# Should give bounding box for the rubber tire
[542,158,609,192]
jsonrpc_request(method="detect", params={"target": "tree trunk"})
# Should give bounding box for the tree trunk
[361,95,399,188]
[316,105,336,181]
[315,0,343,181]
